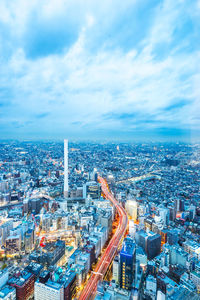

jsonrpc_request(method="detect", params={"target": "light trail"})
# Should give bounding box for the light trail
[79,176,128,300]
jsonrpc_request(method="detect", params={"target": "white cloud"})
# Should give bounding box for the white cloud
[0,0,199,139]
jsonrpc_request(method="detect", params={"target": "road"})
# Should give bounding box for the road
[116,172,161,184]
[79,176,128,300]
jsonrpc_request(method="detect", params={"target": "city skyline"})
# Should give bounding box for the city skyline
[0,0,200,141]
[0,140,200,299]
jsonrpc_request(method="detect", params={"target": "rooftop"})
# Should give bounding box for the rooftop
[121,238,135,256]
[45,280,63,290]
[0,285,15,298]
[8,271,33,287]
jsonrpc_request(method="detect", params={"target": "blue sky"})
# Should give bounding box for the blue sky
[0,0,200,141]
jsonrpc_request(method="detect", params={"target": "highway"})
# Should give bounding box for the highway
[79,176,128,300]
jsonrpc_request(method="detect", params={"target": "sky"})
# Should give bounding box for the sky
[0,0,200,142]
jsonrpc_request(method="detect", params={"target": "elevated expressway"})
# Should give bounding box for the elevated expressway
[79,176,128,300]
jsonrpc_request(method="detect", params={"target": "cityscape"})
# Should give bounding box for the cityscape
[0,140,200,299]
[0,0,200,299]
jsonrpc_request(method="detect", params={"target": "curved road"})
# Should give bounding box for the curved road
[79,176,128,300]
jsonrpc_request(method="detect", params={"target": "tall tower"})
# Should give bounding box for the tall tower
[119,237,136,290]
[64,139,69,197]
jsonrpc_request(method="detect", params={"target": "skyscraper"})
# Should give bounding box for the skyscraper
[174,199,184,212]
[146,234,161,260]
[119,237,136,290]
[125,200,138,221]
[64,139,69,197]
[135,230,161,260]
[83,181,101,200]
[113,255,120,284]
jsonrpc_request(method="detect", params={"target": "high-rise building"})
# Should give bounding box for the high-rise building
[5,235,21,255]
[169,206,176,221]
[24,229,34,252]
[174,199,184,212]
[100,211,112,233]
[0,285,16,300]
[167,229,179,245]
[64,139,68,198]
[135,230,146,251]
[135,230,161,260]
[119,238,136,290]
[159,207,169,226]
[190,271,200,293]
[146,234,161,260]
[157,290,166,300]
[129,220,136,239]
[34,280,64,300]
[0,269,8,289]
[83,181,101,200]
[28,198,43,214]
[30,240,65,267]
[113,255,120,284]
[63,270,76,300]
[125,200,138,221]
[8,271,35,300]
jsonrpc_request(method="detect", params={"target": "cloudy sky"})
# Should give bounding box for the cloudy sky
[0,0,199,141]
